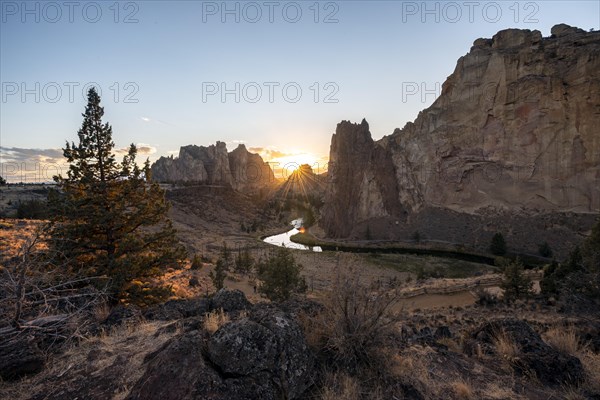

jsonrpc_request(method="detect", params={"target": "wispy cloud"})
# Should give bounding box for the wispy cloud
[140,116,176,127]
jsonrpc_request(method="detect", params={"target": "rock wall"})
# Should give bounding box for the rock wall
[321,25,600,253]
[151,143,275,191]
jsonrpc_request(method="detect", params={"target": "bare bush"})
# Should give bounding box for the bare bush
[307,262,402,371]
[0,228,109,349]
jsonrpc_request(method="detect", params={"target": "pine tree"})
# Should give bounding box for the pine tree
[500,257,533,302]
[490,232,507,256]
[538,241,553,258]
[0,175,6,185]
[257,247,306,302]
[209,258,227,291]
[48,88,186,303]
[234,246,254,274]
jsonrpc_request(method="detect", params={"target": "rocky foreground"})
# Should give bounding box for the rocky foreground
[1,289,599,400]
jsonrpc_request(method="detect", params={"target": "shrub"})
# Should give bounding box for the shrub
[17,199,49,219]
[209,258,228,291]
[308,266,401,371]
[234,246,254,274]
[500,257,533,302]
[490,233,507,256]
[474,287,498,306]
[256,247,306,302]
[190,254,203,270]
[538,241,553,258]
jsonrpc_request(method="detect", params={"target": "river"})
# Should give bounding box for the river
[263,221,323,252]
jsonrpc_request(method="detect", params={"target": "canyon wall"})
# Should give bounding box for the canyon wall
[151,143,275,191]
[321,25,600,256]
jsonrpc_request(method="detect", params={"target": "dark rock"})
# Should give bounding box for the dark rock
[208,319,279,375]
[188,277,200,287]
[0,333,45,381]
[144,298,210,321]
[127,331,224,400]
[210,289,251,313]
[471,319,584,386]
[103,305,142,327]
[129,305,313,400]
[434,326,452,339]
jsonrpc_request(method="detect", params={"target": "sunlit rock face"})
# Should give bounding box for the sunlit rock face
[151,143,274,190]
[321,25,600,255]
[228,144,276,191]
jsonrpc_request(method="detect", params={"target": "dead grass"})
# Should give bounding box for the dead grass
[390,348,440,398]
[203,308,230,334]
[0,319,178,400]
[492,329,519,362]
[481,380,521,399]
[320,372,361,400]
[579,350,600,394]
[544,327,579,356]
[451,380,474,399]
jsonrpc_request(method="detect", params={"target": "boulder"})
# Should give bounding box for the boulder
[210,288,251,313]
[0,329,45,381]
[144,298,210,321]
[129,301,314,400]
[103,305,142,327]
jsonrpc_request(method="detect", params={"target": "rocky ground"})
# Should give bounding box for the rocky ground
[1,187,599,399]
[1,288,598,400]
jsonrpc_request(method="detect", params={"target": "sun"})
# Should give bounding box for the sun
[275,153,321,174]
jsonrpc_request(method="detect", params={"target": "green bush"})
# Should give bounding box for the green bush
[257,247,306,302]
[490,232,507,256]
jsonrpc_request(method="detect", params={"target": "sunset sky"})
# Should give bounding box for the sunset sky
[1,1,598,182]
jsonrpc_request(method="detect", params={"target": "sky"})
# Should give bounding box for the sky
[1,0,598,182]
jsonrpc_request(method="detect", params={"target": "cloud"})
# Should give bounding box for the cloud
[114,143,157,157]
[140,116,175,127]
[0,146,64,164]
[0,147,67,183]
[0,143,158,183]
[248,147,287,160]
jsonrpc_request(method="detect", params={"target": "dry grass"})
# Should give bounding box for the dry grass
[390,348,440,398]
[451,380,474,399]
[203,308,230,334]
[0,319,177,400]
[492,330,519,361]
[481,380,521,399]
[579,350,600,394]
[320,372,361,400]
[544,327,579,356]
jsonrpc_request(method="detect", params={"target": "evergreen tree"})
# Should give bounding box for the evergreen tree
[48,88,186,302]
[540,259,559,297]
[500,257,533,302]
[411,231,421,243]
[257,247,306,302]
[190,254,203,270]
[219,242,233,271]
[209,258,227,291]
[0,175,6,185]
[490,232,507,256]
[234,246,254,274]
[538,241,553,258]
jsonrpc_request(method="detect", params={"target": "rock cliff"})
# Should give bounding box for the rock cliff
[321,25,600,256]
[151,143,275,191]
